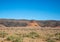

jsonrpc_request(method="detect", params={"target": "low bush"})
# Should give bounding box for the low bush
[54,33,60,40]
[25,32,40,39]
[46,38,55,42]
[7,35,23,42]
[0,31,8,38]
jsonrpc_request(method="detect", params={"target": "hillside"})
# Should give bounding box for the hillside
[0,19,60,27]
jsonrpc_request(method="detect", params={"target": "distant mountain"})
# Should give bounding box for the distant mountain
[0,19,60,27]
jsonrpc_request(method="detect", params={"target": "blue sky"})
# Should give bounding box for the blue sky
[0,0,60,20]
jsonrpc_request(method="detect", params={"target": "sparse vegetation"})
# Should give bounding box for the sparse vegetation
[46,38,55,42]
[0,31,8,38]
[7,35,23,42]
[54,33,60,40]
[25,32,40,39]
[0,27,60,42]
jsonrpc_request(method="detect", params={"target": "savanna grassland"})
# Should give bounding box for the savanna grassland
[0,27,60,42]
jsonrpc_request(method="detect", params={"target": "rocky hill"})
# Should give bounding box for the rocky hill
[0,19,60,27]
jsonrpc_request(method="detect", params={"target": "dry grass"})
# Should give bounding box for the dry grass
[0,27,60,42]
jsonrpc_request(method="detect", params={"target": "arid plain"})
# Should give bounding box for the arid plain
[0,27,60,42]
[0,19,60,42]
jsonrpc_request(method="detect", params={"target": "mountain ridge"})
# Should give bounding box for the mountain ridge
[0,19,60,27]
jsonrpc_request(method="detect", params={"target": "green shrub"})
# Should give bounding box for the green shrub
[25,32,40,39]
[7,35,23,42]
[55,33,60,36]
[12,37,23,42]
[46,38,55,42]
[54,33,60,40]
[7,36,15,41]
[0,31,8,38]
